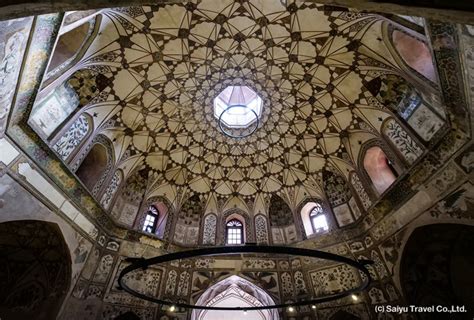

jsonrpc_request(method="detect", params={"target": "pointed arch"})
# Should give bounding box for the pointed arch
[221,209,252,245]
[268,194,298,244]
[307,202,328,234]
[387,24,437,83]
[296,197,337,239]
[29,66,108,141]
[136,196,171,240]
[358,139,403,197]
[111,169,147,227]
[191,276,279,320]
[0,220,71,320]
[323,169,363,227]
[399,224,474,318]
[44,13,101,87]
[172,194,203,246]
[73,134,114,196]
[364,73,445,141]
[47,19,93,73]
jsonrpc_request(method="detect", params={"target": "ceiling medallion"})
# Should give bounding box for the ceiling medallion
[214,85,262,138]
[118,245,373,310]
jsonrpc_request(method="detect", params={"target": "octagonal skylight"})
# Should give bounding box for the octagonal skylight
[213,86,263,129]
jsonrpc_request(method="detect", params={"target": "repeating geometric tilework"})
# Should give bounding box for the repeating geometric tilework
[74,0,429,203]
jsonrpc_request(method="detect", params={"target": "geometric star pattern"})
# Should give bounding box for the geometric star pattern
[75,0,419,203]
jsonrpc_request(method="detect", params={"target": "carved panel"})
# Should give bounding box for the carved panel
[100,170,122,209]
[173,195,202,246]
[93,254,115,283]
[323,170,352,207]
[333,203,355,227]
[164,270,177,296]
[294,271,307,296]
[407,103,444,141]
[0,18,33,136]
[310,264,360,296]
[202,214,217,245]
[383,118,423,164]
[53,114,90,160]
[176,271,190,297]
[281,272,294,297]
[350,172,372,210]
[255,215,269,244]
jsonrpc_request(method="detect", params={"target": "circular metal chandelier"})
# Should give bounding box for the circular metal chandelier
[218,104,260,138]
[118,245,373,311]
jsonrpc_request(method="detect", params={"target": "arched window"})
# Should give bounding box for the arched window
[300,201,330,237]
[309,204,329,234]
[226,219,244,245]
[142,205,159,233]
[363,146,398,195]
[391,30,436,83]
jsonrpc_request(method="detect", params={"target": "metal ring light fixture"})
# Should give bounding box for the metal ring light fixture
[118,245,373,311]
[218,104,259,138]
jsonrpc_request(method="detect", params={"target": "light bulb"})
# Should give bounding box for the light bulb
[243,310,248,315]
[351,294,358,301]
[311,305,317,309]
[169,305,176,312]
[288,306,295,312]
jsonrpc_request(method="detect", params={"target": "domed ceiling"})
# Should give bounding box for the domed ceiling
[73,0,423,207]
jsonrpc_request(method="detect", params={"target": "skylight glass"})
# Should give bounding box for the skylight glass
[214,86,263,128]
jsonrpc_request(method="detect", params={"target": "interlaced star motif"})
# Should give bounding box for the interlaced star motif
[76,1,410,201]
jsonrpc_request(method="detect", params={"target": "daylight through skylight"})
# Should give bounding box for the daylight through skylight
[214,86,263,128]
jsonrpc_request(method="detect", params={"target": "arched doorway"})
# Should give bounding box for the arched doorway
[0,220,72,320]
[400,224,474,320]
[191,276,279,320]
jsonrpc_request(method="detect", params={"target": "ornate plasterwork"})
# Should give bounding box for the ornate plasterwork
[2,9,472,317]
[202,213,217,245]
[62,1,439,208]
[255,214,269,244]
[8,3,468,259]
[382,117,423,164]
[53,114,91,160]
[0,18,33,137]
[100,170,122,209]
[191,275,279,320]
